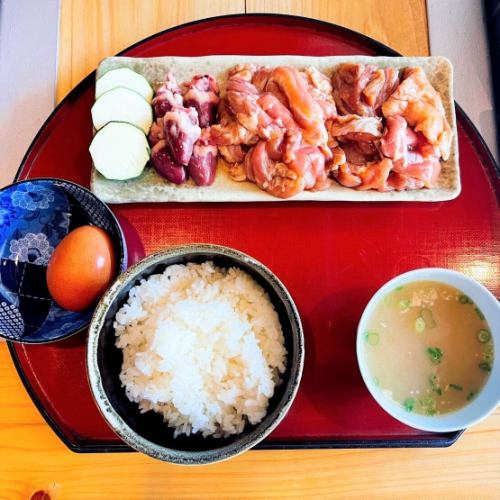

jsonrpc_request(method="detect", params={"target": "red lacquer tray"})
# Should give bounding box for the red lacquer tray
[9,14,500,452]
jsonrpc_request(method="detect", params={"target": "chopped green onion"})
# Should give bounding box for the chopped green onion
[421,308,437,328]
[403,398,415,412]
[449,384,463,391]
[415,316,426,333]
[373,376,380,386]
[466,391,477,401]
[478,362,491,372]
[426,347,443,364]
[459,295,471,304]
[399,299,411,310]
[476,329,491,343]
[483,345,494,363]
[429,374,442,395]
[474,307,485,320]
[420,397,437,416]
[365,331,380,346]
[395,286,404,291]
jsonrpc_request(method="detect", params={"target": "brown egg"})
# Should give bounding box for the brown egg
[46,225,116,312]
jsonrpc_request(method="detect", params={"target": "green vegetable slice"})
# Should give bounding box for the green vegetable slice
[478,362,492,372]
[483,344,494,363]
[459,295,471,304]
[476,329,491,343]
[419,397,437,416]
[395,286,405,291]
[426,347,443,364]
[420,308,437,328]
[364,332,380,346]
[399,299,411,310]
[466,391,477,401]
[449,384,463,391]
[415,316,426,333]
[429,374,442,395]
[474,307,485,320]
[403,398,415,412]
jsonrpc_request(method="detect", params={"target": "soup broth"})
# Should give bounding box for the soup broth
[363,280,494,416]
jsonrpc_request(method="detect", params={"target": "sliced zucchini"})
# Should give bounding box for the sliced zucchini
[91,87,153,134]
[89,122,150,180]
[96,67,153,103]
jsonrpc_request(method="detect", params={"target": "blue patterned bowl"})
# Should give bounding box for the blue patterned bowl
[0,178,127,343]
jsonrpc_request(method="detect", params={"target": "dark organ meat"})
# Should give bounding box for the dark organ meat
[164,106,201,165]
[151,140,187,184]
[188,139,218,186]
[183,75,220,128]
[148,72,220,186]
[152,73,183,118]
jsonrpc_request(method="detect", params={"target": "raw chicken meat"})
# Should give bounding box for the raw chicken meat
[226,76,277,139]
[327,63,450,192]
[329,115,383,142]
[380,116,408,160]
[302,67,338,120]
[207,64,335,198]
[218,144,246,164]
[382,67,452,160]
[209,98,259,145]
[269,66,328,146]
[332,64,399,116]
[204,62,451,196]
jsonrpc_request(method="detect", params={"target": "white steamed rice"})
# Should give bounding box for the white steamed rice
[114,261,287,438]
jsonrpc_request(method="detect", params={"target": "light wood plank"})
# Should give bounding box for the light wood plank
[0,342,499,498]
[246,0,430,56]
[56,0,246,102]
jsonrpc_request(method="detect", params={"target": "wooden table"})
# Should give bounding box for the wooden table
[1,1,499,497]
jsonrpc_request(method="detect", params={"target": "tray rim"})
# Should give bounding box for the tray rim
[8,12,498,454]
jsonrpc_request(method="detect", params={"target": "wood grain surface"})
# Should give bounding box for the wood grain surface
[56,0,429,103]
[246,0,430,56]
[2,0,499,498]
[56,0,246,102]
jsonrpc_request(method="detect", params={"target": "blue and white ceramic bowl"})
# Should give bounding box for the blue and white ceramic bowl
[0,178,127,343]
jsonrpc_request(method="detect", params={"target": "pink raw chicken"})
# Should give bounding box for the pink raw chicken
[332,63,399,116]
[382,67,452,160]
[204,62,451,196]
[208,64,334,197]
[328,64,450,192]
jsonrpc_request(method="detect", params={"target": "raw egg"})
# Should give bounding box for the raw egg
[47,225,116,311]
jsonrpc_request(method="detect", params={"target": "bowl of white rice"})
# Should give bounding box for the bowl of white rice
[87,244,304,465]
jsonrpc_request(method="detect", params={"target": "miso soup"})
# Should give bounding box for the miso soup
[363,280,494,416]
